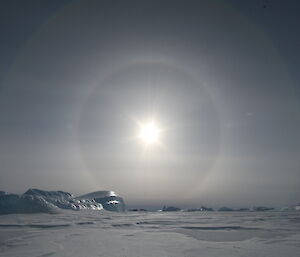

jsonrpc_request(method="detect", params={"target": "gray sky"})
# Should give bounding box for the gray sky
[0,0,299,208]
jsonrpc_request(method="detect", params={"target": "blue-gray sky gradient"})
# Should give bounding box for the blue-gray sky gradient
[0,0,299,208]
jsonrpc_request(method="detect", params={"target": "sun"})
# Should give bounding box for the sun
[138,121,160,145]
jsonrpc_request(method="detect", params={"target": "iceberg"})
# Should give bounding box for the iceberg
[218,206,234,211]
[77,191,126,212]
[280,203,300,211]
[161,206,181,212]
[0,191,7,196]
[186,206,214,212]
[251,206,274,211]
[0,192,60,214]
[0,189,125,214]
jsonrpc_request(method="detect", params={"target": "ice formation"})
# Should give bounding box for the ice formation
[77,191,126,212]
[280,204,300,211]
[161,206,181,212]
[0,189,125,214]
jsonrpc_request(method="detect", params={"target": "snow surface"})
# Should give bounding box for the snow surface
[0,211,299,257]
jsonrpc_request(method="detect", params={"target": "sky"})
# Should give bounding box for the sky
[0,0,299,209]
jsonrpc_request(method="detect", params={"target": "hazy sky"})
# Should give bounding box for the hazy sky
[0,0,300,208]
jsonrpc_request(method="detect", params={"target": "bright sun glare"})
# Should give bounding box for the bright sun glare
[139,122,160,145]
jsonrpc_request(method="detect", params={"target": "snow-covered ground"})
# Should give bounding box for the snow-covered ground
[0,211,299,257]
